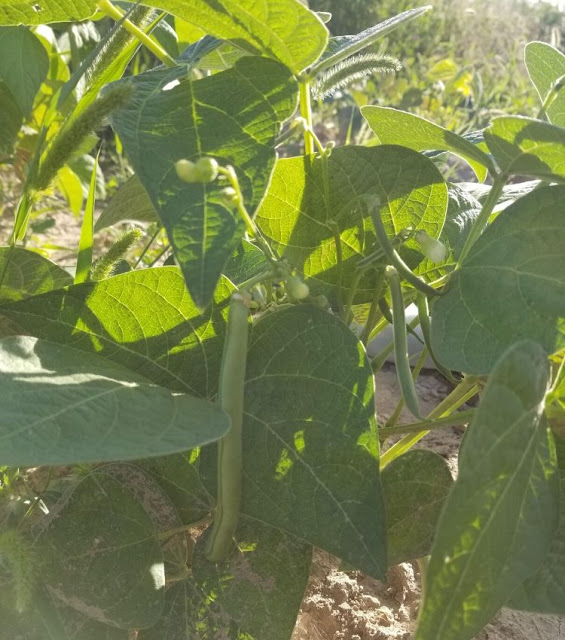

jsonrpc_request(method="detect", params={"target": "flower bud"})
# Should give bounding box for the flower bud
[221,186,238,203]
[286,275,310,300]
[415,230,447,263]
[194,157,219,183]
[175,159,198,183]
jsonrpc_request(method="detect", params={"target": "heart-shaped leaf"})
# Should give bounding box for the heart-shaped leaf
[431,185,565,374]
[525,41,565,127]
[415,341,560,640]
[0,247,72,302]
[361,106,494,181]
[0,335,229,466]
[110,57,297,308]
[484,116,565,181]
[255,146,447,302]
[382,449,453,566]
[37,470,165,630]
[142,0,327,74]
[202,304,387,579]
[0,268,233,398]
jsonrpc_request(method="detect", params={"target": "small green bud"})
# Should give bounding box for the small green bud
[175,159,198,183]
[415,230,447,263]
[313,294,329,309]
[221,186,238,203]
[286,275,310,301]
[175,157,219,184]
[194,157,219,182]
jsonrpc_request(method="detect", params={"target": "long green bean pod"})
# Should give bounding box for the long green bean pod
[386,266,423,420]
[415,292,460,384]
[370,201,440,297]
[205,293,250,562]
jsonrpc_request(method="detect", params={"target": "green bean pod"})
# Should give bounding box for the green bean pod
[415,292,460,384]
[205,292,250,562]
[386,265,423,420]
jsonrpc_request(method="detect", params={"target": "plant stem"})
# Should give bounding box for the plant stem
[457,175,506,265]
[134,226,162,268]
[96,0,177,67]
[379,408,476,437]
[299,81,315,155]
[380,377,478,469]
[536,73,565,121]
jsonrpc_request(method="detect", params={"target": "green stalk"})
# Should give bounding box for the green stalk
[380,378,478,469]
[457,175,506,265]
[379,408,476,437]
[205,293,250,562]
[360,270,386,346]
[536,73,565,121]
[299,80,315,155]
[96,0,176,67]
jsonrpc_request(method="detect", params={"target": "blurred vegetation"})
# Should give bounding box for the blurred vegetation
[310,0,565,140]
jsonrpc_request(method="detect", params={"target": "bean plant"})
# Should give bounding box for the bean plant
[0,2,564,639]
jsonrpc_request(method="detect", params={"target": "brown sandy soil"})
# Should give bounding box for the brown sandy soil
[292,366,565,640]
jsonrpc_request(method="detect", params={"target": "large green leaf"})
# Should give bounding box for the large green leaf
[0,268,233,397]
[484,116,565,181]
[222,239,270,287]
[415,341,559,640]
[0,27,48,116]
[255,146,447,302]
[37,470,165,630]
[0,247,72,302]
[431,185,565,374]
[508,435,565,615]
[0,335,229,466]
[382,449,453,566]
[141,0,327,74]
[361,106,494,181]
[0,79,22,152]
[94,175,157,231]
[525,41,565,128]
[110,57,297,308]
[0,0,96,25]
[139,517,311,640]
[202,304,387,579]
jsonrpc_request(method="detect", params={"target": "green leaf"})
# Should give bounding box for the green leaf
[94,175,157,231]
[0,27,48,116]
[361,106,494,181]
[431,185,565,374]
[311,7,430,75]
[256,146,447,302]
[0,247,72,302]
[415,341,560,640]
[56,166,84,215]
[143,0,328,74]
[508,468,565,615]
[525,41,565,127]
[0,79,22,153]
[222,239,270,287]
[0,335,229,466]
[0,268,233,397]
[0,0,96,25]
[110,57,298,308]
[484,116,565,181]
[382,449,453,566]
[202,304,387,579]
[141,451,213,526]
[37,470,165,630]
[139,517,311,640]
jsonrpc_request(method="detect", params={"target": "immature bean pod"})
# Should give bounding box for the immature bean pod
[415,292,460,384]
[386,265,423,420]
[205,293,250,562]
